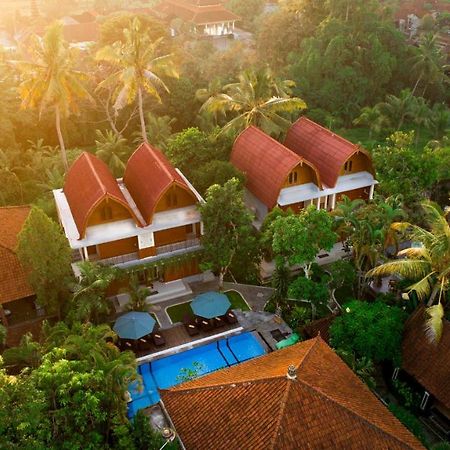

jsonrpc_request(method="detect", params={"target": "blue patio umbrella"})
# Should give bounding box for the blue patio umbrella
[113,312,156,340]
[190,292,231,319]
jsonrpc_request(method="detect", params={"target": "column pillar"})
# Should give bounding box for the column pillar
[369,184,375,200]
[83,247,89,261]
[316,197,321,210]
[324,195,328,210]
[331,194,336,210]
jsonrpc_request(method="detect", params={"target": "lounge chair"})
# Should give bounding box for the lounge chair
[225,310,238,324]
[214,316,225,328]
[137,336,152,351]
[183,314,200,336]
[152,331,166,347]
[200,319,214,332]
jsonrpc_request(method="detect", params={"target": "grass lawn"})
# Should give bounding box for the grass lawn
[166,291,250,324]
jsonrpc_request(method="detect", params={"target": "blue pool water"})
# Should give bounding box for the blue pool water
[127,332,265,417]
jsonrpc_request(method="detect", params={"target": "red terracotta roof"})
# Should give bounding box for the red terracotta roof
[154,0,240,24]
[123,143,190,225]
[63,21,99,43]
[64,152,139,238]
[0,206,34,305]
[394,0,450,19]
[402,308,450,409]
[162,337,423,450]
[302,314,335,343]
[230,126,321,208]
[285,116,374,188]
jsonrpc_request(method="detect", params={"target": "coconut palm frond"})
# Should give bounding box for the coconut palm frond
[424,303,444,343]
[367,259,432,280]
[406,272,436,301]
[397,246,430,260]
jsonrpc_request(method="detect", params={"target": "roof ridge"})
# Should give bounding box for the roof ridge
[298,117,358,149]
[82,152,108,195]
[295,372,418,448]
[0,205,30,211]
[269,380,294,450]
[295,335,322,370]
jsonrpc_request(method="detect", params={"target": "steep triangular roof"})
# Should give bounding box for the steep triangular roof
[64,152,140,238]
[123,143,192,225]
[285,117,374,188]
[162,337,423,450]
[230,126,321,208]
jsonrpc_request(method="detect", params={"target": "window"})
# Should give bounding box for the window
[344,160,353,173]
[166,192,178,207]
[288,171,298,185]
[101,205,113,220]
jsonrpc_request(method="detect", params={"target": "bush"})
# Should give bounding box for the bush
[388,404,428,446]
[329,300,407,364]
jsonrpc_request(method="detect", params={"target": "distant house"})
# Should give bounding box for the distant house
[395,309,450,436]
[61,11,99,46]
[0,206,42,340]
[153,0,240,37]
[53,144,204,286]
[161,336,423,449]
[230,117,377,226]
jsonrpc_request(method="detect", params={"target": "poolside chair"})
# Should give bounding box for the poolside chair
[183,314,200,336]
[214,316,225,328]
[200,319,214,332]
[225,310,238,324]
[137,336,152,352]
[152,331,166,347]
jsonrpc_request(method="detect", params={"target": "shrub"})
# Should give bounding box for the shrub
[329,300,407,364]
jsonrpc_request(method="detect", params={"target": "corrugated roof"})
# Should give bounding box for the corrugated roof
[64,152,139,238]
[402,308,450,409]
[285,116,374,188]
[0,206,34,304]
[230,126,321,209]
[162,337,423,450]
[123,143,190,225]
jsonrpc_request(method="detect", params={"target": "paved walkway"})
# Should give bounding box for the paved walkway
[223,282,274,312]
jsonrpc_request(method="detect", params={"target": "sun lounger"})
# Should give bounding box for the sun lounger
[225,310,238,324]
[214,316,225,328]
[183,314,200,335]
[200,319,214,332]
[152,332,166,347]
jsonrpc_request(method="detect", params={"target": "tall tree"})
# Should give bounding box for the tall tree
[96,18,178,143]
[409,33,449,96]
[200,68,307,136]
[16,206,72,318]
[271,206,337,278]
[199,178,258,288]
[12,23,91,171]
[367,202,450,342]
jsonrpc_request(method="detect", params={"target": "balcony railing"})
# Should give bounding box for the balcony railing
[96,238,201,267]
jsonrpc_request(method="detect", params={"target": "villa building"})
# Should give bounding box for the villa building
[161,336,423,449]
[53,143,204,285]
[153,0,240,37]
[231,117,377,227]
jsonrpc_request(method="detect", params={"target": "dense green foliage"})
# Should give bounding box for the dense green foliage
[329,300,407,364]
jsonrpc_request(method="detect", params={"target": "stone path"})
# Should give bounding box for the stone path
[223,282,274,312]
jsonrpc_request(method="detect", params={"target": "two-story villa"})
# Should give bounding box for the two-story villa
[231,117,377,227]
[53,143,204,285]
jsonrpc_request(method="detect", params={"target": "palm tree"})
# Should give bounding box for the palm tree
[200,68,307,136]
[11,23,92,171]
[409,33,449,96]
[353,105,385,139]
[332,195,365,240]
[410,96,432,145]
[125,274,151,312]
[140,112,176,149]
[95,129,130,177]
[376,90,416,130]
[96,18,178,143]
[367,202,450,342]
[429,103,450,139]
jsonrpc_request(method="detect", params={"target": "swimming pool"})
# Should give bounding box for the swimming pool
[128,331,266,417]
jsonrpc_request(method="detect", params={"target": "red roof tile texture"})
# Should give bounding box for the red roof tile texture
[402,308,450,409]
[63,22,99,43]
[162,337,423,450]
[285,116,373,188]
[123,143,190,225]
[154,0,239,24]
[0,206,34,304]
[230,126,321,208]
[64,152,138,237]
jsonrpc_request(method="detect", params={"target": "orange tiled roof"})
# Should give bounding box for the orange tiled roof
[230,126,322,208]
[402,308,450,409]
[285,117,374,188]
[123,143,191,225]
[64,152,140,238]
[154,0,240,24]
[161,337,423,450]
[63,21,99,43]
[0,206,34,305]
